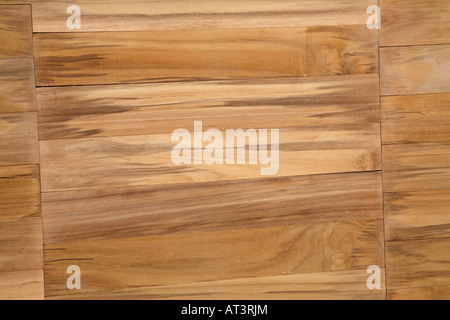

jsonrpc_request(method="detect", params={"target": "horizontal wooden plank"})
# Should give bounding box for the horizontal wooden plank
[0,165,40,221]
[385,190,450,241]
[44,220,384,296]
[0,112,39,166]
[0,5,32,59]
[42,171,382,244]
[382,94,450,144]
[383,143,450,193]
[34,26,378,86]
[380,0,450,46]
[0,59,35,113]
[0,269,43,300]
[37,75,380,140]
[47,269,386,300]
[386,237,450,289]
[32,0,373,32]
[40,127,380,192]
[0,217,43,272]
[380,45,450,96]
[388,286,450,300]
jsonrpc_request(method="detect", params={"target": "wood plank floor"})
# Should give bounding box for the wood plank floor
[0,0,449,300]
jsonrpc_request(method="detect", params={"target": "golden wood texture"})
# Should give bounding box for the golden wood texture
[42,172,383,244]
[34,26,378,86]
[380,45,450,96]
[0,217,43,272]
[47,269,386,300]
[385,190,450,241]
[382,94,450,144]
[0,112,39,166]
[386,238,450,291]
[0,59,36,113]
[0,270,44,300]
[32,0,373,32]
[44,220,384,297]
[383,143,450,193]
[0,5,32,59]
[380,0,450,46]
[0,165,40,221]
[388,286,450,300]
[37,74,380,140]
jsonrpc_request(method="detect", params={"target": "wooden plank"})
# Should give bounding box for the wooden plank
[39,126,380,192]
[34,26,378,86]
[32,0,373,32]
[382,94,450,144]
[0,217,43,272]
[380,0,450,47]
[0,269,43,300]
[380,45,450,96]
[385,190,450,241]
[383,143,450,193]
[0,59,36,113]
[42,172,383,244]
[0,112,39,166]
[386,238,450,289]
[47,269,386,300]
[388,286,450,300]
[37,75,380,140]
[44,220,384,297]
[0,165,40,221]
[0,5,32,59]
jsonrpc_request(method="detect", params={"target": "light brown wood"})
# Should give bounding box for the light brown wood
[0,5,32,59]
[386,238,450,290]
[388,286,450,300]
[37,74,380,140]
[39,126,380,192]
[0,112,39,166]
[0,59,35,113]
[32,0,373,32]
[42,172,383,244]
[47,269,386,300]
[385,190,450,241]
[34,26,378,86]
[382,94,450,144]
[0,165,40,221]
[44,220,384,297]
[383,143,450,193]
[0,269,44,300]
[380,0,450,47]
[0,217,43,272]
[380,45,450,96]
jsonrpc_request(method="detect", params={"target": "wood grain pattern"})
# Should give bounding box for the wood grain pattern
[386,238,450,290]
[0,59,36,113]
[34,26,378,86]
[380,45,450,96]
[0,217,43,272]
[0,112,39,166]
[382,94,450,144]
[42,172,382,244]
[39,128,380,192]
[380,0,450,47]
[388,286,450,300]
[0,165,40,221]
[383,143,450,193]
[0,5,32,59]
[37,74,380,140]
[47,269,386,300]
[385,190,450,241]
[0,270,44,300]
[32,0,373,32]
[44,220,384,297]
